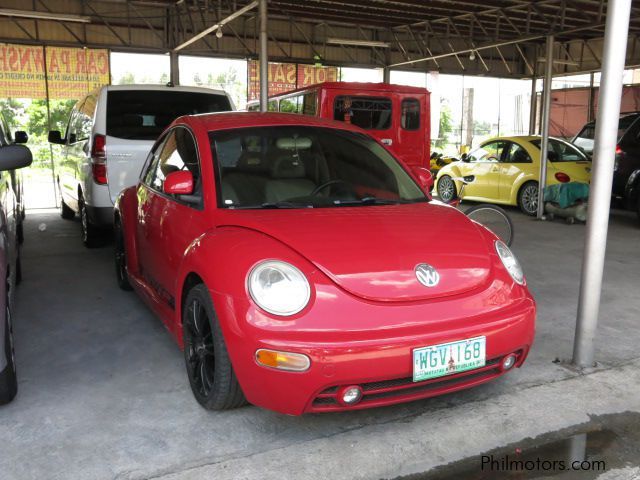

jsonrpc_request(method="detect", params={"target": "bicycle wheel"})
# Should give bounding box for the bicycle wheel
[464,204,514,247]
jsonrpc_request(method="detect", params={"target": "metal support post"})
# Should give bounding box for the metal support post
[383,66,391,83]
[573,0,632,368]
[536,35,554,219]
[529,73,537,135]
[259,0,268,112]
[170,51,179,85]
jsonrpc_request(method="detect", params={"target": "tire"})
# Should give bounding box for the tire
[636,194,640,224]
[16,222,24,245]
[114,221,132,291]
[15,253,22,286]
[437,175,457,203]
[0,303,17,405]
[60,198,75,220]
[182,284,246,410]
[79,195,101,248]
[518,181,539,216]
[465,204,515,247]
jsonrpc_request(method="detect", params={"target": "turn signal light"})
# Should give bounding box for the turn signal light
[554,172,570,183]
[255,349,310,372]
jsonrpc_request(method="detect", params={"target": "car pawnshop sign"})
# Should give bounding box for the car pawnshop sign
[0,43,110,99]
[247,60,338,102]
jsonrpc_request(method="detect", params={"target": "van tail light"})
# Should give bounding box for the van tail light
[91,134,108,185]
[555,172,571,183]
[615,144,623,155]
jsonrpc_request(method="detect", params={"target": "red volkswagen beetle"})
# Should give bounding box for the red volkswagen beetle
[114,113,535,415]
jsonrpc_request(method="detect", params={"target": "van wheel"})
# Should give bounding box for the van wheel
[0,303,18,405]
[60,198,75,220]
[518,181,539,216]
[182,284,246,410]
[79,196,101,248]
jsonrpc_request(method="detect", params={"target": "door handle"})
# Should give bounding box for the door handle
[381,138,393,146]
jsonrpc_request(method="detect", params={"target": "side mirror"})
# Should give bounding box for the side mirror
[48,130,65,145]
[0,145,33,171]
[461,153,469,162]
[411,166,434,194]
[14,131,28,144]
[163,170,194,195]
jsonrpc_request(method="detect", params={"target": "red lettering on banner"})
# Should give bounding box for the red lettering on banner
[97,52,107,74]
[60,50,70,73]
[48,50,59,73]
[87,52,97,74]
[8,47,19,71]
[76,50,86,74]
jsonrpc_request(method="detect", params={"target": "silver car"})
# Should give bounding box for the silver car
[48,84,235,247]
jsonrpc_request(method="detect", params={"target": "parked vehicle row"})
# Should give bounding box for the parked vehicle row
[0,117,33,405]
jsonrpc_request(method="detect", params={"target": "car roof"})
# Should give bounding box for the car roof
[184,111,368,133]
[99,84,229,96]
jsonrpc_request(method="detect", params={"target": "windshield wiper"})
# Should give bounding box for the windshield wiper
[230,201,314,209]
[333,197,426,206]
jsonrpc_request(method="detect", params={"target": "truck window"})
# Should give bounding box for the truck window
[401,98,420,130]
[302,91,317,116]
[334,96,392,130]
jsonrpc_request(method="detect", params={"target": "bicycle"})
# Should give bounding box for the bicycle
[441,175,515,247]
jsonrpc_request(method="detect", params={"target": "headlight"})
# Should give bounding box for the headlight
[495,240,525,285]
[248,260,311,316]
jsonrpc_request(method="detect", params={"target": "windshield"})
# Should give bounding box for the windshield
[530,138,589,162]
[572,114,640,155]
[210,126,426,209]
[107,90,232,140]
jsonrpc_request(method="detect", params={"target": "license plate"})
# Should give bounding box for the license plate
[412,336,486,382]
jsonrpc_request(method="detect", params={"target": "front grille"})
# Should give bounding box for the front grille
[311,353,518,411]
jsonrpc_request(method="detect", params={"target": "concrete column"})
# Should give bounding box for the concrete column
[170,51,179,85]
[536,35,554,219]
[259,0,268,112]
[573,0,632,368]
[383,67,391,83]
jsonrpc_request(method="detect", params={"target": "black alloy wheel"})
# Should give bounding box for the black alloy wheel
[182,284,245,410]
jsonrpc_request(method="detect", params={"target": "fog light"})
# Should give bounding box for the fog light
[338,385,363,406]
[501,353,517,371]
[255,349,310,372]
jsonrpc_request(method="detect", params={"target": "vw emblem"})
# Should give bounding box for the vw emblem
[415,263,440,287]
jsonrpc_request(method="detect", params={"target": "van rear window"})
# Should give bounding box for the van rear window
[334,96,392,130]
[106,90,232,140]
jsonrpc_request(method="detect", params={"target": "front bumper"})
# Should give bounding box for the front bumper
[211,283,536,416]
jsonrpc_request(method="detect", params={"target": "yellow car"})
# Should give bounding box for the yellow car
[435,136,592,215]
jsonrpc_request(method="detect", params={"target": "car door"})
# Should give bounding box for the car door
[499,141,533,202]
[136,127,206,311]
[58,105,82,210]
[463,140,506,200]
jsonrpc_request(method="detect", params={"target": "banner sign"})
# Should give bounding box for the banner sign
[248,60,338,102]
[0,44,110,99]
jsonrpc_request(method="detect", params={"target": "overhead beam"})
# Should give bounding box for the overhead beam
[173,0,258,51]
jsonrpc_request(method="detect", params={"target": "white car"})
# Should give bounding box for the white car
[48,84,235,247]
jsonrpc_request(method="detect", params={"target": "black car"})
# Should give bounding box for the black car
[572,112,640,219]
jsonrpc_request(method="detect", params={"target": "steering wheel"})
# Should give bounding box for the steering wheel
[311,179,352,196]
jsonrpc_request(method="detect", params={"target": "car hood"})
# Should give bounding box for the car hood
[219,203,493,302]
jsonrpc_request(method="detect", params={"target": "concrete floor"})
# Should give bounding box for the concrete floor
[1,206,639,480]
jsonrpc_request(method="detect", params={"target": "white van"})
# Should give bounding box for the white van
[48,84,234,247]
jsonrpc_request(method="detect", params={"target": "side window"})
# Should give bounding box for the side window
[401,98,420,130]
[504,143,532,163]
[334,96,392,130]
[66,103,82,144]
[147,128,201,201]
[74,96,95,142]
[142,135,168,185]
[467,141,505,162]
[302,91,317,116]
[268,100,278,112]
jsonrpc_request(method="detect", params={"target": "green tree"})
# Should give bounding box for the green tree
[117,72,136,85]
[435,101,453,149]
[0,98,25,128]
[26,99,76,136]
